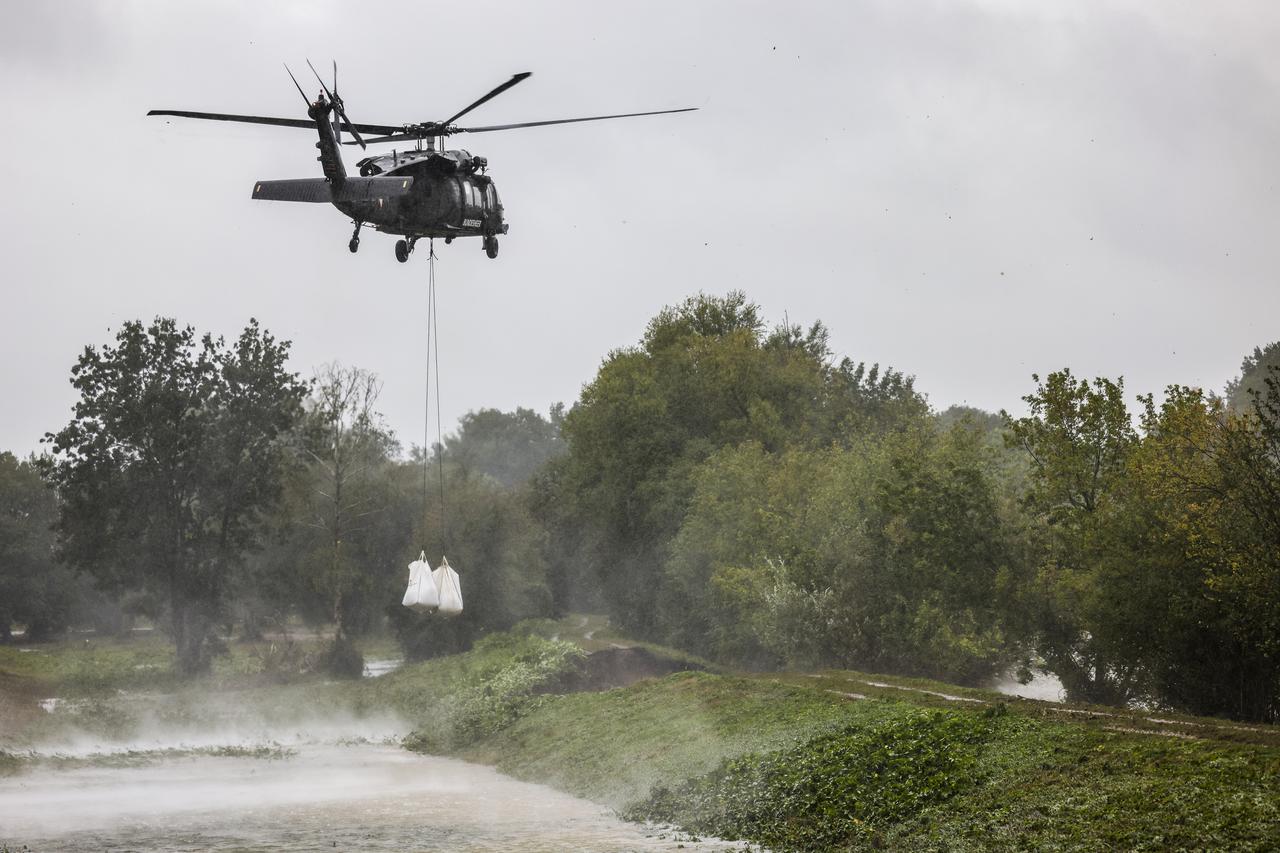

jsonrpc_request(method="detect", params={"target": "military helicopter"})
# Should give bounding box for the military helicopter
[149,64,695,262]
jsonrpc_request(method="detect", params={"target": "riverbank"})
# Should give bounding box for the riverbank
[4,622,1279,850]
[390,620,1280,851]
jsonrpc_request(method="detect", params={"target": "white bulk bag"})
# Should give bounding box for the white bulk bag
[432,556,464,616]
[402,551,440,612]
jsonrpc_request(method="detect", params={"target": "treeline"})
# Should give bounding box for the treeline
[2,318,559,676]
[3,301,1278,722]
[533,296,1280,722]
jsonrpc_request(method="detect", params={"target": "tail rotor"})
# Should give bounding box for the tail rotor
[284,63,311,109]
[307,58,366,149]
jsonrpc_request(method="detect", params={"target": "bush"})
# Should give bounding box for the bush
[398,634,585,752]
[629,709,994,851]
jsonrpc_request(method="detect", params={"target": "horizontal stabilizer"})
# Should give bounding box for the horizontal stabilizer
[251,179,332,203]
[334,176,415,202]
[251,176,414,203]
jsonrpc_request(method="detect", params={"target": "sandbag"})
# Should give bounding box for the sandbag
[402,551,440,612]
[432,556,463,616]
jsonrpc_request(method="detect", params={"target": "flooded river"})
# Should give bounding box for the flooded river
[1,738,741,851]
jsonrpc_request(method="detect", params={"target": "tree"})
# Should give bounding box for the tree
[443,406,564,488]
[292,363,398,675]
[1003,369,1141,705]
[1225,341,1280,413]
[545,292,926,637]
[662,425,1020,683]
[1117,387,1280,721]
[44,318,306,675]
[0,452,72,641]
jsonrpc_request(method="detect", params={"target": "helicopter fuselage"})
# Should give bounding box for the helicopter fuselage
[304,94,506,248]
[342,148,505,241]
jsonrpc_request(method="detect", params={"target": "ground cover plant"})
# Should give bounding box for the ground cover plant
[628,709,996,850]
[365,632,584,750]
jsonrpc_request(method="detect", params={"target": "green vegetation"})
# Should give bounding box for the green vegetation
[1226,341,1280,412]
[362,633,583,750]
[0,632,355,696]
[0,632,384,752]
[43,318,308,676]
[376,625,1280,850]
[1005,372,1280,719]
[0,634,177,694]
[6,295,1280,732]
[0,452,70,641]
[629,709,994,850]
[1,744,295,776]
[625,697,1280,851]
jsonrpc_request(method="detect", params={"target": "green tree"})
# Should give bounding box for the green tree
[663,424,1020,683]
[1225,341,1280,413]
[1123,387,1280,720]
[291,364,399,674]
[1003,369,1141,705]
[44,318,306,675]
[1067,386,1280,722]
[0,452,73,641]
[547,292,926,636]
[444,406,563,488]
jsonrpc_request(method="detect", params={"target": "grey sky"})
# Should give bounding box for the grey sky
[3,1,1277,457]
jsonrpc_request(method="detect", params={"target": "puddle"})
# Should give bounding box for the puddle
[362,658,403,678]
[989,671,1065,703]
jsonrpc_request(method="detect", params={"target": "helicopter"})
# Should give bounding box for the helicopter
[149,63,696,262]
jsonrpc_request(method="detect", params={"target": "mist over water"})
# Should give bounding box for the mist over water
[1,712,738,852]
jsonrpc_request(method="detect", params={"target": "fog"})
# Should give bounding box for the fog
[3,700,736,851]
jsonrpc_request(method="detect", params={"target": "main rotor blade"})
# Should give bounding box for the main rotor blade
[457,106,697,134]
[147,109,399,136]
[148,110,316,130]
[348,132,417,145]
[442,72,532,126]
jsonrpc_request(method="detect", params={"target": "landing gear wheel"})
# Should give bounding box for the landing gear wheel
[348,236,360,254]
[483,235,499,259]
[395,239,409,263]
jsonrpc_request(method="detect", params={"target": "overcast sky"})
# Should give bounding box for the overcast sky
[2,0,1277,457]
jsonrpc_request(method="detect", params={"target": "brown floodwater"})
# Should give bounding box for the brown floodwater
[0,740,743,851]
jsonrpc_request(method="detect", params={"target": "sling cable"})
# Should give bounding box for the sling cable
[401,239,463,615]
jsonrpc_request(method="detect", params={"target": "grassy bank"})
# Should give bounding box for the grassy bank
[389,618,1280,851]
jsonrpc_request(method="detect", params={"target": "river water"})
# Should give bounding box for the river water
[1,732,741,852]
